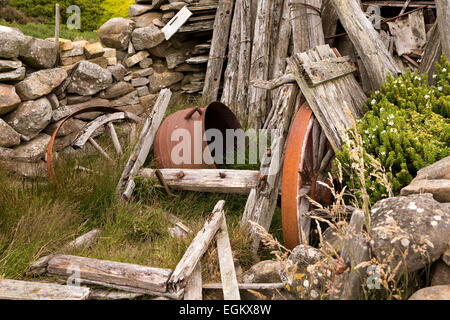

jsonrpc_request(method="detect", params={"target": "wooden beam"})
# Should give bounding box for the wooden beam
[362,1,435,8]
[203,282,285,290]
[436,0,450,58]
[107,122,123,156]
[203,0,235,102]
[117,89,172,201]
[64,229,100,251]
[0,279,90,300]
[216,212,240,300]
[251,73,296,90]
[331,0,402,90]
[47,255,173,295]
[168,200,225,293]
[183,263,203,300]
[419,22,442,85]
[299,56,358,86]
[139,169,259,194]
[88,138,114,163]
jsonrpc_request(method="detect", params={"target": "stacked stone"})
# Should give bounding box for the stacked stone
[0,26,160,178]
[122,0,218,94]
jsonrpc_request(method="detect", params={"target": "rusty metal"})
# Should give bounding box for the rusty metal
[154,101,242,169]
[46,106,125,186]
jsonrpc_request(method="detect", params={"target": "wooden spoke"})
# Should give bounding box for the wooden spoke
[107,122,123,156]
[88,138,113,163]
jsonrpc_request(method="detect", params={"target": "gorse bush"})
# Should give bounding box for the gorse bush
[336,55,450,204]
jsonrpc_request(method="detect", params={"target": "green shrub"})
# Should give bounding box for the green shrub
[99,0,134,26]
[336,55,450,204]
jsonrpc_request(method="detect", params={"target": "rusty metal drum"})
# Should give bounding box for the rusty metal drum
[154,101,242,169]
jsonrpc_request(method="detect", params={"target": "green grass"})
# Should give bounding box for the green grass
[0,18,99,41]
[0,99,285,287]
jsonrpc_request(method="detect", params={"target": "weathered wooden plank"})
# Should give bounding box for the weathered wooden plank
[419,22,442,85]
[168,200,225,293]
[362,1,435,8]
[64,229,100,251]
[117,89,172,201]
[331,0,402,90]
[162,6,193,40]
[436,0,450,58]
[179,20,215,33]
[88,290,143,300]
[47,255,172,294]
[107,122,123,156]
[386,10,426,56]
[203,282,285,290]
[300,56,358,86]
[322,0,339,44]
[203,0,235,102]
[0,279,90,300]
[139,168,259,194]
[216,212,240,300]
[251,73,296,90]
[183,263,202,300]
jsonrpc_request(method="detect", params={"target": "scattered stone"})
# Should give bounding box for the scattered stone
[19,37,57,69]
[117,104,145,116]
[60,55,84,66]
[148,71,184,93]
[67,61,113,96]
[166,52,187,69]
[370,194,450,275]
[15,68,67,100]
[87,56,109,69]
[409,285,450,300]
[242,260,282,284]
[106,57,117,66]
[131,26,165,51]
[0,84,22,115]
[98,81,134,99]
[139,57,153,69]
[103,48,116,58]
[124,50,150,68]
[84,42,104,59]
[0,59,22,71]
[132,11,163,28]
[128,41,136,55]
[129,4,154,17]
[5,97,52,139]
[431,260,450,286]
[152,61,167,74]
[136,86,150,97]
[107,64,128,81]
[153,18,166,28]
[401,179,450,203]
[131,77,149,87]
[0,26,26,59]
[12,134,51,162]
[0,67,26,82]
[160,2,187,11]
[132,67,153,78]
[98,18,135,50]
[175,63,203,72]
[0,118,21,147]
[60,41,86,58]
[162,11,175,21]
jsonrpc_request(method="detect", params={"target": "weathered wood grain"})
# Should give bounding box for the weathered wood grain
[436,0,450,58]
[202,282,285,290]
[300,56,358,86]
[139,168,259,194]
[183,263,202,300]
[419,22,442,85]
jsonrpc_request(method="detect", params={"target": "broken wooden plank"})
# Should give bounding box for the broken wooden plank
[0,279,90,300]
[203,0,235,102]
[162,6,193,40]
[117,89,172,201]
[299,56,358,86]
[183,263,202,300]
[419,22,442,85]
[436,0,450,58]
[203,282,285,290]
[168,200,225,293]
[251,73,296,90]
[138,168,259,194]
[387,9,426,56]
[88,289,143,300]
[107,122,123,156]
[47,255,172,294]
[331,0,402,90]
[216,212,240,300]
[362,1,435,8]
[64,229,100,251]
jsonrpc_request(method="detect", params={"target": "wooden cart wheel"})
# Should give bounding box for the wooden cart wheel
[46,107,143,185]
[281,102,335,250]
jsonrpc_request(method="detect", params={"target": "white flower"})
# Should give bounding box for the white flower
[442,68,447,72]
[371,99,376,105]
[424,94,430,99]
[438,86,443,91]
[380,107,384,112]
[380,151,386,156]
[388,121,394,126]
[390,114,395,119]
[303,280,310,288]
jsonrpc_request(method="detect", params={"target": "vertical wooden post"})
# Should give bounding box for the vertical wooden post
[436,0,450,58]
[55,3,60,67]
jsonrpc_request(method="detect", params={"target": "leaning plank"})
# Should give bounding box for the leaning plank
[183,263,202,300]
[117,89,172,200]
[216,212,240,300]
[419,22,442,84]
[168,200,225,293]
[0,279,90,300]
[107,122,123,156]
[161,6,193,40]
[331,0,402,90]
[436,0,450,58]
[203,282,285,290]
[138,169,259,194]
[73,112,141,148]
[203,0,235,102]
[47,255,172,294]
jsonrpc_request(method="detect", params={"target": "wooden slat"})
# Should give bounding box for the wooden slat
[203,282,285,290]
[168,200,225,293]
[183,263,202,300]
[0,279,90,300]
[88,138,113,163]
[419,22,442,85]
[107,122,123,156]
[300,56,358,86]
[47,255,172,294]
[436,0,450,58]
[216,212,240,300]
[161,6,193,40]
[139,169,259,194]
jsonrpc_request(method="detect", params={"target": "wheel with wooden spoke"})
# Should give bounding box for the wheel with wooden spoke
[281,102,335,250]
[46,107,143,185]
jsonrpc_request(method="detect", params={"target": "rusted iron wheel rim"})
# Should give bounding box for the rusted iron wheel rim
[281,102,335,249]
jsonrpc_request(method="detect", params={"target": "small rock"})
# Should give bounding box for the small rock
[136,86,150,97]
[409,285,450,300]
[84,42,104,59]
[12,134,51,162]
[117,104,145,116]
[66,95,91,105]
[166,52,187,69]
[60,41,86,58]
[44,118,86,137]
[131,11,163,28]
[107,64,129,81]
[15,68,67,100]
[98,18,135,50]
[5,97,52,139]
[131,77,149,87]
[131,26,165,51]
[132,67,154,78]
[52,98,109,122]
[139,57,153,69]
[443,245,450,266]
[0,26,26,59]
[139,93,159,109]
[0,160,47,178]
[110,91,139,107]
[0,118,21,147]
[129,4,154,17]
[103,48,116,58]
[67,61,113,96]
[148,71,184,93]
[19,37,57,69]
[0,59,22,71]
[370,194,450,275]
[431,260,450,286]
[242,260,282,284]
[413,156,450,181]
[60,55,84,66]
[46,93,59,110]
[124,50,150,68]
[87,56,109,69]
[106,57,117,66]
[98,81,134,99]
[0,67,26,82]
[401,179,450,203]
[128,41,136,55]
[0,84,22,115]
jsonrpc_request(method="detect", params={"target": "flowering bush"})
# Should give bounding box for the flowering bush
[336,55,450,204]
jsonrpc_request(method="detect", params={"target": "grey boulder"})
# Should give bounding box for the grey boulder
[20,37,57,69]
[0,84,21,115]
[67,61,113,96]
[15,68,68,100]
[0,26,26,59]
[98,18,135,50]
